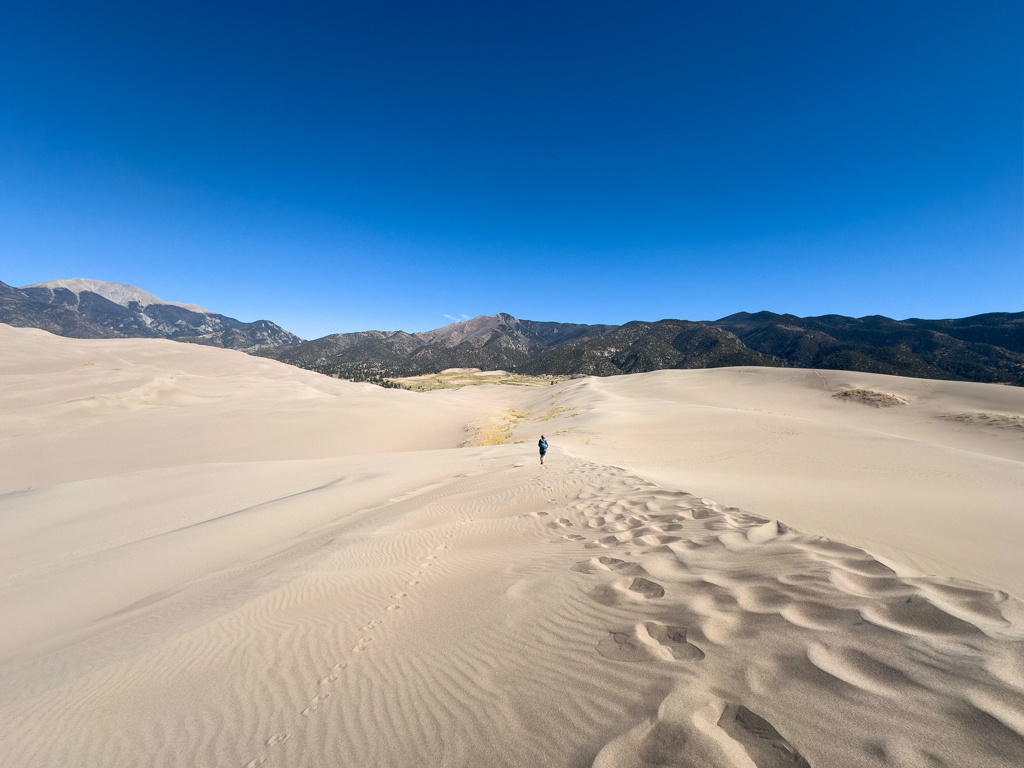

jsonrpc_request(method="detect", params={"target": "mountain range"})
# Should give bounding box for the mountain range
[257,314,620,378]
[0,278,300,351]
[2,277,1020,385]
[256,310,1024,386]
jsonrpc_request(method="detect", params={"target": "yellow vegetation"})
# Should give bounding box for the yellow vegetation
[944,412,1024,430]
[388,369,571,392]
[463,409,535,447]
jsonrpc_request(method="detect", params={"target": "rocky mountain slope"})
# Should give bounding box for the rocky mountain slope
[258,311,1024,385]
[708,311,1024,384]
[1,279,301,351]
[6,278,1018,384]
[260,313,618,379]
[515,320,779,376]
[1,281,119,339]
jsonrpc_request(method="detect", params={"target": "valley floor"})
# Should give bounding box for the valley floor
[1,324,1022,767]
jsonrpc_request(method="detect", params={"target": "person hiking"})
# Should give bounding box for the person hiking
[538,434,548,465]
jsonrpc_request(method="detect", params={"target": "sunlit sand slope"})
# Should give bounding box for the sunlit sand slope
[530,367,1024,596]
[0,325,509,491]
[1,325,1022,767]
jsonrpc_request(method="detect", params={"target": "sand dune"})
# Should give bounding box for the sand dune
[1,324,1022,767]
[536,367,1024,596]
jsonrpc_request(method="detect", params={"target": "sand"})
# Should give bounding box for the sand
[1,323,1022,767]
[538,367,1024,596]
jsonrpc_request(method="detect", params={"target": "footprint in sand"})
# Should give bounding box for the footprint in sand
[386,604,401,611]
[407,579,420,586]
[573,556,624,572]
[626,579,665,598]
[319,674,337,685]
[265,733,290,746]
[590,577,666,605]
[301,692,331,716]
[861,595,984,638]
[362,620,382,631]
[593,697,808,768]
[597,621,704,663]
[391,592,408,599]
[243,757,266,768]
[718,703,811,767]
[806,643,914,697]
[436,544,447,551]
[571,556,648,576]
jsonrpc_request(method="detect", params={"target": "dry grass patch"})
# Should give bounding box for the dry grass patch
[533,405,584,422]
[535,406,567,422]
[944,412,1024,431]
[389,369,571,392]
[462,409,533,447]
[833,388,908,407]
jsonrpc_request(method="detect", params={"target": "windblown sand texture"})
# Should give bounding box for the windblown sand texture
[1,323,1022,767]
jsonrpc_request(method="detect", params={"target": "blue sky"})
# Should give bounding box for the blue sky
[1,1,1020,339]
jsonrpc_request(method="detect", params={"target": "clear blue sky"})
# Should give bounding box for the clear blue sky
[1,1,1020,339]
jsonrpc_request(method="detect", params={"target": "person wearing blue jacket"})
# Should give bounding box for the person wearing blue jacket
[538,435,548,465]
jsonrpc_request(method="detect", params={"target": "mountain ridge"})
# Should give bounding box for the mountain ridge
[1,278,301,351]
[22,278,208,313]
[257,310,1024,386]
[4,276,1020,385]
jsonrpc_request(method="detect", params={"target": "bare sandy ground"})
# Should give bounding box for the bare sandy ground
[534,367,1024,596]
[1,324,1022,768]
